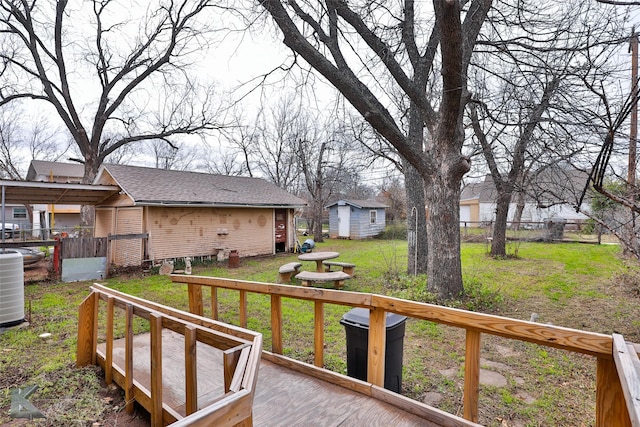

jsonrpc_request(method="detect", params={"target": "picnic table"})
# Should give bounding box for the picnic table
[295,270,351,289]
[298,251,339,272]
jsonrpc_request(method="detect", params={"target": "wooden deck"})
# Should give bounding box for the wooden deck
[81,279,640,426]
[98,331,440,426]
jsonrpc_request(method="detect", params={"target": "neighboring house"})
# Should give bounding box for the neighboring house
[93,164,306,267]
[460,171,589,226]
[0,204,29,235]
[325,199,387,239]
[26,160,85,235]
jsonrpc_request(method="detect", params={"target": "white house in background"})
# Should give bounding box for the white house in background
[26,160,85,236]
[459,170,590,226]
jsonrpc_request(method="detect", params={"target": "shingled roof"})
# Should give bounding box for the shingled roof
[461,167,589,206]
[96,164,306,208]
[325,199,388,209]
[26,160,85,183]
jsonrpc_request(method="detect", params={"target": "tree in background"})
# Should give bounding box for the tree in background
[259,0,491,299]
[0,0,226,225]
[468,1,627,257]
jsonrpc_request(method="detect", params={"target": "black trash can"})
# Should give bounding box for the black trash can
[340,307,407,393]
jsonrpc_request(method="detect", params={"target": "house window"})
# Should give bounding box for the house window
[13,207,27,219]
[370,210,377,224]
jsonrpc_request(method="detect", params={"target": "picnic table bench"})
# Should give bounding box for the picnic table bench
[294,271,351,289]
[323,261,356,276]
[278,262,302,283]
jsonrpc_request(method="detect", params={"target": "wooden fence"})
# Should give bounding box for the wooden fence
[60,236,108,259]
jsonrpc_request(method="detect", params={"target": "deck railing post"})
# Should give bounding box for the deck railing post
[105,296,115,384]
[464,329,481,423]
[314,301,324,367]
[367,307,386,387]
[597,356,632,427]
[240,290,248,329]
[150,313,163,427]
[210,286,218,320]
[188,283,203,316]
[185,324,198,416]
[124,304,135,414]
[76,292,97,367]
[271,295,282,354]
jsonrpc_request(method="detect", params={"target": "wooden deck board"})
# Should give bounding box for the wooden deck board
[99,332,439,426]
[253,359,438,426]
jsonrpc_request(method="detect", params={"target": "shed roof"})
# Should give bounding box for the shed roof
[460,179,497,203]
[325,199,388,209]
[26,160,85,182]
[95,164,307,208]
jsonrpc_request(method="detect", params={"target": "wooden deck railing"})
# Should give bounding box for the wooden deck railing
[77,284,262,427]
[171,274,640,427]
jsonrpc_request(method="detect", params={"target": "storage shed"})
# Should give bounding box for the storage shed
[93,164,306,267]
[326,199,387,239]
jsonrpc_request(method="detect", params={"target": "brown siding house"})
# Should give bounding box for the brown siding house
[93,164,305,267]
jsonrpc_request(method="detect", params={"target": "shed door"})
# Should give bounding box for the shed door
[275,209,287,252]
[338,205,350,237]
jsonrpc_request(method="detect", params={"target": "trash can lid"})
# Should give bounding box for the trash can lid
[340,307,407,329]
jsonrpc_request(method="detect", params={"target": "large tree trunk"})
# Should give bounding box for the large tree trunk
[404,162,428,275]
[80,155,100,231]
[425,173,464,299]
[512,190,526,230]
[405,102,428,275]
[312,199,324,243]
[491,191,513,257]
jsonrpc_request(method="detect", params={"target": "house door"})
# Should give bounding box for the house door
[338,205,350,237]
[275,209,287,253]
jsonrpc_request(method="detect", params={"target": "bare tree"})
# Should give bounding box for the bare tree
[348,108,428,275]
[0,0,227,225]
[199,147,250,176]
[578,52,640,257]
[252,100,305,192]
[297,120,355,243]
[258,0,491,298]
[0,105,68,179]
[466,1,627,256]
[148,139,199,171]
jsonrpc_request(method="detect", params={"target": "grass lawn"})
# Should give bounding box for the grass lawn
[1,237,638,426]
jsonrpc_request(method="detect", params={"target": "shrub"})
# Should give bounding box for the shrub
[377,222,407,240]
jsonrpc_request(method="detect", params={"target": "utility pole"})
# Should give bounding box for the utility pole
[628,29,638,255]
[630,31,637,193]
